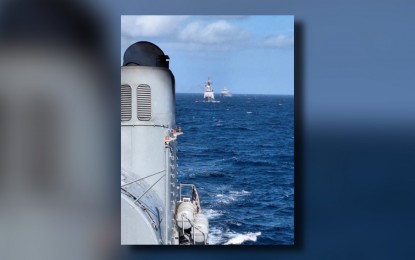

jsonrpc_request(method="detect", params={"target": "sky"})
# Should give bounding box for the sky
[121,16,294,95]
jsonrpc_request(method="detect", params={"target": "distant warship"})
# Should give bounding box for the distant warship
[203,78,215,102]
[121,41,209,245]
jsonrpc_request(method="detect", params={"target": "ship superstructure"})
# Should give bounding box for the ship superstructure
[203,78,215,102]
[121,41,209,245]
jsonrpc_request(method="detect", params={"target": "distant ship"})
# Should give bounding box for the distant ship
[221,88,232,97]
[203,78,215,102]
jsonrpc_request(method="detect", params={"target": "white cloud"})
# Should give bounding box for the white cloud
[121,16,188,38]
[262,34,294,48]
[121,16,293,53]
[179,20,250,45]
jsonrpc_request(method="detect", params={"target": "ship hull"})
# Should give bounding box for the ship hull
[121,42,209,245]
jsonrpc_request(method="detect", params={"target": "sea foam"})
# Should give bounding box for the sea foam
[224,232,261,245]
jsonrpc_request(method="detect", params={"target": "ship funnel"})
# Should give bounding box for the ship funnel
[121,41,176,244]
[123,41,170,68]
[121,41,175,126]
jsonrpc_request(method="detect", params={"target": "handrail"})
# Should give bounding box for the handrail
[180,214,207,245]
[179,184,202,213]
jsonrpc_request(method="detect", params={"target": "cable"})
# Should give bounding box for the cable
[121,169,165,187]
[135,174,165,202]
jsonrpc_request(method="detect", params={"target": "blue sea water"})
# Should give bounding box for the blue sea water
[176,93,294,245]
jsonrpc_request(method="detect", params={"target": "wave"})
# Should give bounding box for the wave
[203,208,223,219]
[207,226,261,245]
[207,227,225,245]
[223,232,261,245]
[227,220,243,228]
[214,189,251,204]
[229,190,251,196]
[215,193,236,204]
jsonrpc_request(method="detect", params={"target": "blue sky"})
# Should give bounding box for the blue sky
[121,16,293,95]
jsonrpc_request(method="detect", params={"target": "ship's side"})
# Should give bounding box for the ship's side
[121,41,209,245]
[121,42,177,245]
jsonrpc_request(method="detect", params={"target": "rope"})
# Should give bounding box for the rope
[121,169,165,187]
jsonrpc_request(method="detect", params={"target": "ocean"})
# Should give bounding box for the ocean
[176,93,294,245]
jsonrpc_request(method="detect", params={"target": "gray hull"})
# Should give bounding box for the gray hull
[121,42,208,245]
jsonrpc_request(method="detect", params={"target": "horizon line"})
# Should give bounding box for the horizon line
[176,92,294,96]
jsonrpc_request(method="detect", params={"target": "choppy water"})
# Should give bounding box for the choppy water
[176,93,294,245]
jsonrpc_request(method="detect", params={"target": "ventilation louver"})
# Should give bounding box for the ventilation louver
[137,84,151,121]
[121,85,132,121]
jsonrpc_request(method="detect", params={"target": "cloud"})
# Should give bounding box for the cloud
[121,16,293,53]
[179,20,250,45]
[262,34,294,48]
[121,16,188,38]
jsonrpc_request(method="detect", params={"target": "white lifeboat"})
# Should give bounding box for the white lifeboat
[191,213,209,243]
[175,201,195,230]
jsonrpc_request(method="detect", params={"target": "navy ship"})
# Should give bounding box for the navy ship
[203,78,215,102]
[121,42,209,245]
